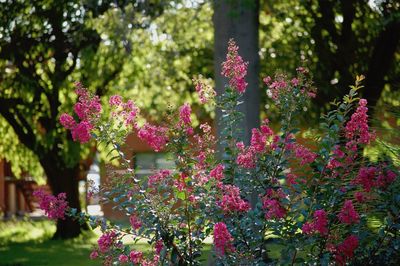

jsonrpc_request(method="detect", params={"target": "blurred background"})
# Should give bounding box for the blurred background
[0,0,399,265]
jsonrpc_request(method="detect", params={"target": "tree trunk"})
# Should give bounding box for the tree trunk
[213,0,260,150]
[363,19,400,113]
[41,156,87,239]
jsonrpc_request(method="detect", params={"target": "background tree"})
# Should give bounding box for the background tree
[260,0,400,116]
[0,0,166,239]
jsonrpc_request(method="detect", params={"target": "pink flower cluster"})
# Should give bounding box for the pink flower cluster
[302,209,328,236]
[236,120,276,168]
[137,123,168,152]
[129,214,142,230]
[236,142,256,168]
[97,231,117,253]
[60,83,102,143]
[118,254,129,263]
[217,184,250,213]
[221,39,248,93]
[33,189,68,220]
[345,99,375,149]
[338,200,360,224]
[109,96,140,126]
[210,164,224,180]
[263,69,316,102]
[334,235,359,265]
[353,167,397,192]
[261,189,287,220]
[154,240,164,254]
[293,144,317,165]
[129,250,143,264]
[263,76,288,101]
[179,103,192,126]
[213,222,234,256]
[193,76,216,104]
[147,169,172,187]
[73,82,102,121]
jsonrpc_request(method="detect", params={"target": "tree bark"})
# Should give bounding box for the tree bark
[41,155,87,239]
[363,19,400,113]
[213,0,260,150]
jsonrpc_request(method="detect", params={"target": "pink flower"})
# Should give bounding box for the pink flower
[335,235,359,265]
[262,189,287,220]
[129,250,143,264]
[286,173,298,186]
[109,95,122,106]
[89,250,98,259]
[33,189,68,220]
[213,222,234,256]
[119,254,129,263]
[338,200,360,224]
[353,193,364,203]
[302,209,328,236]
[137,123,168,152]
[210,164,224,180]
[236,146,256,168]
[129,215,142,230]
[302,222,313,234]
[72,84,102,122]
[221,39,248,93]
[377,169,397,187]
[97,231,117,253]
[179,103,192,126]
[193,77,216,104]
[155,240,164,254]
[313,210,329,235]
[59,113,76,129]
[263,76,272,85]
[291,78,299,86]
[71,121,92,143]
[250,128,267,153]
[148,169,171,187]
[217,184,250,213]
[353,167,377,192]
[345,99,375,146]
[294,145,317,165]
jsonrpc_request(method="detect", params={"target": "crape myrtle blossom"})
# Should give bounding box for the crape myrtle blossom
[136,123,168,152]
[345,99,375,151]
[213,222,235,256]
[334,235,359,266]
[263,68,316,103]
[129,214,142,230]
[302,209,329,236]
[193,75,216,104]
[97,231,118,253]
[338,200,360,225]
[262,188,287,220]
[147,169,172,187]
[353,166,397,192]
[33,189,68,220]
[59,83,102,143]
[221,39,248,93]
[217,184,250,213]
[210,164,224,180]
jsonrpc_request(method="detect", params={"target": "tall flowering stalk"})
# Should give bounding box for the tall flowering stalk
[34,41,400,265]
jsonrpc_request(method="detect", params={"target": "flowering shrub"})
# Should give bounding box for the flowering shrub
[35,40,400,265]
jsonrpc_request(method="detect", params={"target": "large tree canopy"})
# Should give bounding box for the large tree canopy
[0,0,169,239]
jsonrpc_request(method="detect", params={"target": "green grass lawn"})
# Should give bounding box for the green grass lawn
[0,218,99,266]
[0,218,213,266]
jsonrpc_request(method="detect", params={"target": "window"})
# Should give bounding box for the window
[134,153,175,178]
